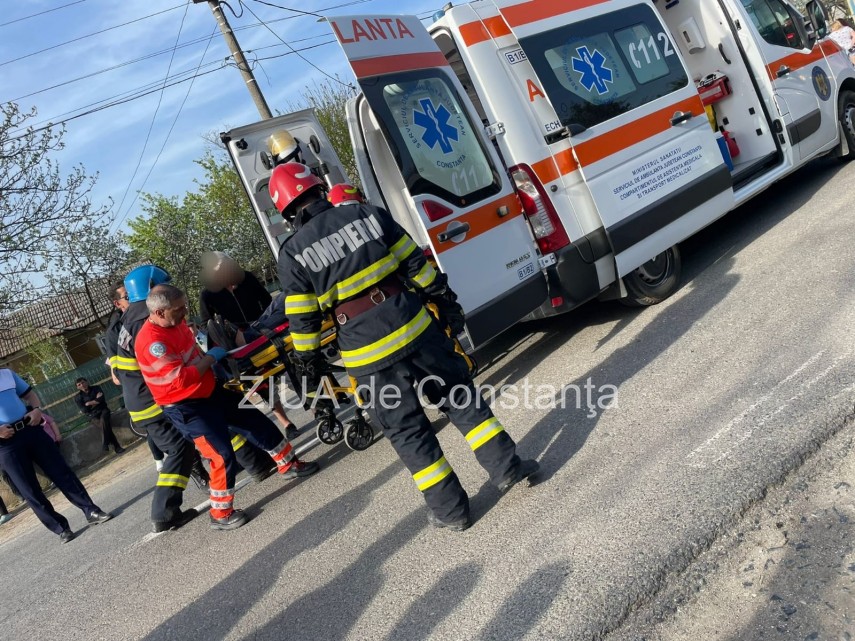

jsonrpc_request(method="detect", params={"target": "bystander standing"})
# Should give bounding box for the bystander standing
[1,368,113,542]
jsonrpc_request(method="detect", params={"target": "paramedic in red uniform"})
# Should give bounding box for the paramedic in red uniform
[135,283,320,530]
[271,162,538,532]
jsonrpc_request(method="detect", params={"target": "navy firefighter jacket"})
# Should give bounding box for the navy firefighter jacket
[277,199,443,378]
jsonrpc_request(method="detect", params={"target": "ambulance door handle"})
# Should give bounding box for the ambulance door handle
[670,111,693,126]
[437,223,470,243]
[776,65,791,78]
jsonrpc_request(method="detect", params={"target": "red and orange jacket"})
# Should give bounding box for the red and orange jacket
[135,320,215,405]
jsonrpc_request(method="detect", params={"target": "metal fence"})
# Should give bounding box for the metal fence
[33,357,124,435]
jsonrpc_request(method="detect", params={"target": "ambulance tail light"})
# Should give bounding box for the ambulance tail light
[422,200,454,222]
[511,164,570,253]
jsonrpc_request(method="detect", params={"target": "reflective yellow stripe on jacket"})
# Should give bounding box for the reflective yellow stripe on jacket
[411,262,438,288]
[317,252,400,311]
[291,331,322,353]
[340,307,432,369]
[390,235,418,262]
[113,356,141,371]
[285,293,320,315]
[413,455,453,491]
[129,403,163,422]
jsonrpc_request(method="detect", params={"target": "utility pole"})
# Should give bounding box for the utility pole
[193,0,273,119]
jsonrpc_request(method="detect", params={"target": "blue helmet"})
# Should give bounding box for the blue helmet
[124,265,171,303]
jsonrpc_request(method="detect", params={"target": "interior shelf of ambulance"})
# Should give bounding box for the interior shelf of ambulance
[656,3,780,188]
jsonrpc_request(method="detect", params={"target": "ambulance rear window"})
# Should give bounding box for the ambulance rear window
[519,5,688,131]
[362,70,501,207]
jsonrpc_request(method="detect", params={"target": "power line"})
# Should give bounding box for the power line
[12,66,225,140]
[114,1,193,219]
[113,25,219,230]
[0,0,88,28]
[239,0,353,87]
[0,3,186,68]
[17,60,226,133]
[5,0,376,103]
[7,31,220,103]
[8,30,343,139]
[3,0,441,141]
[250,0,324,18]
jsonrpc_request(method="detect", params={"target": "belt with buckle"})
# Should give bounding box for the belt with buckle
[334,276,404,326]
[10,418,28,432]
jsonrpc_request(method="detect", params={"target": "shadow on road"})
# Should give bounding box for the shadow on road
[136,156,845,641]
[138,461,406,641]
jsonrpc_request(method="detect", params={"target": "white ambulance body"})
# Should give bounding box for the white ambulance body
[223,0,855,349]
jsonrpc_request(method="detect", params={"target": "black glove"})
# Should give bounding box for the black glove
[433,298,466,335]
[289,351,328,391]
[423,275,465,335]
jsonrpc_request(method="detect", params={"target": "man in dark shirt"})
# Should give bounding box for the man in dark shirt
[74,378,123,454]
[198,252,271,328]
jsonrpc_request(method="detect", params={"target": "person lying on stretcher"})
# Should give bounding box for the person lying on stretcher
[205,294,299,440]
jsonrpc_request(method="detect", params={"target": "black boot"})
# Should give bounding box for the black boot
[190,457,209,490]
[210,509,248,531]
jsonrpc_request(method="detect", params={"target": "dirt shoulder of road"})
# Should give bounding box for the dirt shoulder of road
[612,414,855,641]
[0,440,151,542]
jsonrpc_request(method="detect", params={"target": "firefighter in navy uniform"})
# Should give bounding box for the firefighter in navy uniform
[271,163,539,531]
[118,266,274,533]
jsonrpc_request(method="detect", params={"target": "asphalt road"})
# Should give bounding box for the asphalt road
[2,156,854,641]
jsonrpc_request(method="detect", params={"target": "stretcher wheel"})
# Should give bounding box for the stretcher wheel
[316,412,344,445]
[344,416,374,451]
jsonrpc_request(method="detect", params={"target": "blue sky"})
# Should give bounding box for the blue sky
[1,0,439,233]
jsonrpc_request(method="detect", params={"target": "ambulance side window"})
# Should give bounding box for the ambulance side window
[364,71,501,207]
[741,0,805,49]
[517,5,688,131]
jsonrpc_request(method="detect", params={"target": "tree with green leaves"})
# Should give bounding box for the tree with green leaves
[128,153,273,317]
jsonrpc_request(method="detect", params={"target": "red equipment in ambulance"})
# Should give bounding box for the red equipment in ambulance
[222,0,855,350]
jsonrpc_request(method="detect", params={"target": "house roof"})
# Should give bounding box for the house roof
[0,283,114,358]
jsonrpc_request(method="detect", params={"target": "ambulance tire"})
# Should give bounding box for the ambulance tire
[621,245,682,307]
[837,90,855,161]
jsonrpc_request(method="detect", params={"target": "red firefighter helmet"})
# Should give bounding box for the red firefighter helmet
[328,183,365,207]
[268,162,324,214]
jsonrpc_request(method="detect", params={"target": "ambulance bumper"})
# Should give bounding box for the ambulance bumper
[465,271,549,347]
[525,231,608,320]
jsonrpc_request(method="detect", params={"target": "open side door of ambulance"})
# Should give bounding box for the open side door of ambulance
[328,14,548,348]
[731,0,838,164]
[492,0,735,277]
[221,109,349,257]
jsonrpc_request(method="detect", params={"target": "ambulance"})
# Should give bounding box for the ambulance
[222,0,855,350]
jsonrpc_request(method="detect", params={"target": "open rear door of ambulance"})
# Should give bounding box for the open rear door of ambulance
[328,14,548,348]
[492,0,735,277]
[222,109,349,258]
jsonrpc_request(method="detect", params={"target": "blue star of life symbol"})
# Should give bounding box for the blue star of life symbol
[413,98,458,154]
[571,46,613,95]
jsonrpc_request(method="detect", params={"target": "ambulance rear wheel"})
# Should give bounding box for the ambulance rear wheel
[621,245,682,306]
[838,90,855,160]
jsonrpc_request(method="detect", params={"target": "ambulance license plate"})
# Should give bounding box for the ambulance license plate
[517,262,535,280]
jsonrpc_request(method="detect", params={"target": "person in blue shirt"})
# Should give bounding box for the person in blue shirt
[0,368,114,543]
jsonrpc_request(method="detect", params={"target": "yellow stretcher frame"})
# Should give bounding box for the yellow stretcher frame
[220,306,476,450]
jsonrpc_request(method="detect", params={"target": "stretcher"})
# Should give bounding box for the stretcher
[207,306,477,452]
